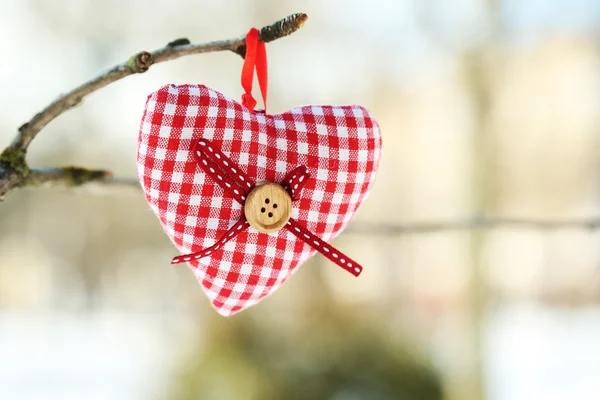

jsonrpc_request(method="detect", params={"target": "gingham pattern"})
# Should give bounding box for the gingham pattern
[137,84,381,316]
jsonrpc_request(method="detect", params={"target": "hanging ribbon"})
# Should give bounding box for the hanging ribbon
[172,139,363,277]
[241,27,268,112]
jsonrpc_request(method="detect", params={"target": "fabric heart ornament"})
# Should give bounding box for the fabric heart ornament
[137,28,382,315]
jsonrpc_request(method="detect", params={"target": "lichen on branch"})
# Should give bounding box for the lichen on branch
[0,147,29,177]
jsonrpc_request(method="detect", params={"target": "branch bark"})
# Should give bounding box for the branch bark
[27,167,140,193]
[0,13,308,200]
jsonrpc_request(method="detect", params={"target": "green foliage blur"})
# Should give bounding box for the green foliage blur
[170,277,441,400]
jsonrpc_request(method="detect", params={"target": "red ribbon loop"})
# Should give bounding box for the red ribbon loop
[241,27,268,112]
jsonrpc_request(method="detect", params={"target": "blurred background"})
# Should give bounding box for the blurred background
[1,0,600,399]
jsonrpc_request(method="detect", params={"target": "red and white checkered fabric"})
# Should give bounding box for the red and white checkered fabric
[137,84,382,315]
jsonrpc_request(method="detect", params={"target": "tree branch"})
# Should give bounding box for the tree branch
[11,13,307,152]
[26,167,112,186]
[0,166,139,199]
[349,215,600,235]
[0,13,308,200]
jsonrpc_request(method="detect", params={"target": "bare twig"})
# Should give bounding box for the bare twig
[349,215,600,235]
[0,166,137,196]
[0,13,308,200]
[26,167,111,187]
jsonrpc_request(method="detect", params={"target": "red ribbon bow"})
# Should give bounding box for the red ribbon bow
[171,139,363,277]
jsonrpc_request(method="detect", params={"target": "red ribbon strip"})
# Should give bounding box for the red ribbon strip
[172,219,250,264]
[241,27,268,112]
[171,139,363,277]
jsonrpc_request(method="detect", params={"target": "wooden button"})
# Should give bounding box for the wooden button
[244,182,292,233]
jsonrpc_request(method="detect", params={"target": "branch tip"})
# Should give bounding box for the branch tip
[259,13,308,43]
[234,12,308,57]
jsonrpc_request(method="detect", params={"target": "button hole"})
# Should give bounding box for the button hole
[265,198,270,204]
[273,204,278,208]
[261,207,266,213]
[268,212,273,218]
